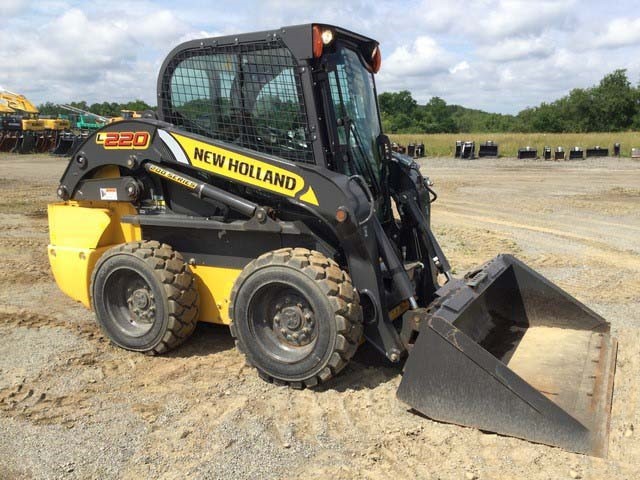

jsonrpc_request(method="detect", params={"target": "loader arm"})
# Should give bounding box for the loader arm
[55,119,413,358]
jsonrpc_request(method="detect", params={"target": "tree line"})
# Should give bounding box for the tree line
[38,100,153,118]
[378,69,640,133]
[36,69,640,133]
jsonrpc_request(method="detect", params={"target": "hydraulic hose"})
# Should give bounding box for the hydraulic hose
[144,162,257,217]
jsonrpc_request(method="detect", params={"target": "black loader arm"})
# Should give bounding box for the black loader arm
[388,153,451,305]
[56,119,413,360]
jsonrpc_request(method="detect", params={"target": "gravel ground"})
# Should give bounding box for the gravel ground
[0,154,639,479]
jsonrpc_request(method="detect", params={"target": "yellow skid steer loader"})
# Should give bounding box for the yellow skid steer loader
[47,24,617,456]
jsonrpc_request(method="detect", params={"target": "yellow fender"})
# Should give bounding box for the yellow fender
[48,199,240,325]
[47,201,141,307]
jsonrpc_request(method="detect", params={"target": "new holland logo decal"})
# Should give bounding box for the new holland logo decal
[168,132,319,206]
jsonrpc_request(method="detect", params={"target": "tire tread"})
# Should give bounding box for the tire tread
[91,240,198,355]
[229,248,362,388]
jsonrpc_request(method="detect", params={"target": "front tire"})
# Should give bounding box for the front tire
[230,248,362,388]
[91,240,198,354]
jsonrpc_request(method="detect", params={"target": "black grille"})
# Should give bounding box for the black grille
[161,40,314,164]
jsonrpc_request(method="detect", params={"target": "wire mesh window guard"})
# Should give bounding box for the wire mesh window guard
[164,41,314,164]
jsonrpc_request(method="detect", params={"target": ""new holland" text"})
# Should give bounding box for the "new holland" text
[194,147,297,190]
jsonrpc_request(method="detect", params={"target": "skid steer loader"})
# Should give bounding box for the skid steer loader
[47,24,617,456]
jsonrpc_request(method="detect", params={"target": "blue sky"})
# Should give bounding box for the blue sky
[1,0,639,113]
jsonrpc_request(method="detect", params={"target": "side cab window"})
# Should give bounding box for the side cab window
[167,45,313,164]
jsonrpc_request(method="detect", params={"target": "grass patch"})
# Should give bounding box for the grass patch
[391,132,640,157]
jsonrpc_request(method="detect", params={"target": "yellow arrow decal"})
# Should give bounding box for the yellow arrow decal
[169,132,319,206]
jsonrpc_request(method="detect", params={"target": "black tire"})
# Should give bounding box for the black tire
[229,248,362,388]
[91,240,198,354]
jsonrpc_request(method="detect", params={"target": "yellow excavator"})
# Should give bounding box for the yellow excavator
[0,89,70,153]
[108,110,143,123]
[0,101,15,114]
[0,89,45,130]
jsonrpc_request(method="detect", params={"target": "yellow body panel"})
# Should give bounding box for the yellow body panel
[22,119,45,131]
[94,164,121,179]
[48,198,242,323]
[42,118,71,130]
[48,245,110,307]
[47,201,141,307]
[191,265,242,324]
[48,201,140,247]
[48,203,112,248]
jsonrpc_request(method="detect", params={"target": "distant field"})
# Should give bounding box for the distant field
[391,132,640,157]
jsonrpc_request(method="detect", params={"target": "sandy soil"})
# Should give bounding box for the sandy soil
[0,154,639,479]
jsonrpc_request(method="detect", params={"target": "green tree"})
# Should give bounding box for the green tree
[378,90,417,116]
[422,96,456,132]
[591,69,636,131]
[122,99,153,112]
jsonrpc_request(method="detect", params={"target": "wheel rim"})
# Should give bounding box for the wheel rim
[247,283,318,363]
[103,267,158,337]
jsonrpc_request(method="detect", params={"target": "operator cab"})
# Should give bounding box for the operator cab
[158,24,389,218]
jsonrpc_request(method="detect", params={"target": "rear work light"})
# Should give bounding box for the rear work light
[312,25,335,58]
[369,45,381,73]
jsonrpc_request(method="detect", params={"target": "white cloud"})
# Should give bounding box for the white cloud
[480,0,575,39]
[590,17,640,49]
[177,30,224,44]
[417,0,467,33]
[450,61,471,75]
[381,36,452,78]
[377,40,640,113]
[0,6,191,104]
[416,0,575,41]
[0,0,28,16]
[1,0,638,114]
[481,36,555,62]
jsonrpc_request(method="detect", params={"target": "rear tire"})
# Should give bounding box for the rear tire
[230,248,362,388]
[91,240,198,354]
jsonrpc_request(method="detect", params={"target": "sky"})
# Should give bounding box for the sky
[1,0,639,114]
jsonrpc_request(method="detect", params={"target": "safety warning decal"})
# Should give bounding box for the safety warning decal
[99,187,118,201]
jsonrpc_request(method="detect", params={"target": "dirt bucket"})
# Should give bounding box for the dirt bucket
[397,254,617,456]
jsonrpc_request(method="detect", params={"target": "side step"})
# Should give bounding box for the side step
[397,254,617,457]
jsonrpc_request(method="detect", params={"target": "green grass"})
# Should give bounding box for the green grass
[391,132,640,157]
